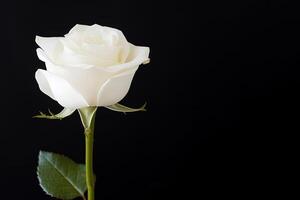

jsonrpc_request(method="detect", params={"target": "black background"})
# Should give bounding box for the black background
[0,0,299,199]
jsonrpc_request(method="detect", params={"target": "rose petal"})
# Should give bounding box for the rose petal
[35,52,113,106]
[35,69,89,108]
[35,36,62,60]
[67,24,90,35]
[37,48,112,94]
[109,27,130,63]
[104,44,150,73]
[96,70,137,106]
[64,24,90,44]
[35,69,55,100]
[91,25,130,63]
[36,48,94,71]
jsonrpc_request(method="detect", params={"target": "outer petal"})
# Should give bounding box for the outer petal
[96,70,137,107]
[36,49,113,105]
[35,69,56,100]
[35,69,89,108]
[35,36,62,60]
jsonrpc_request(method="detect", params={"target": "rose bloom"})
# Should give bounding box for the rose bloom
[35,24,150,108]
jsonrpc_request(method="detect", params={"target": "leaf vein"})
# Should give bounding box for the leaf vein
[43,155,84,197]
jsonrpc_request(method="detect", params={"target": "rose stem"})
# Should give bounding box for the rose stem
[85,112,96,200]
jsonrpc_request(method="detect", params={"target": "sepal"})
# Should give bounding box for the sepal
[33,108,76,120]
[78,107,98,129]
[105,102,147,113]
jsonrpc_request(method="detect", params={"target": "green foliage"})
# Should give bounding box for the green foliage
[37,151,87,200]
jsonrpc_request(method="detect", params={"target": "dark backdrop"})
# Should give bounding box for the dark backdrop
[0,0,298,199]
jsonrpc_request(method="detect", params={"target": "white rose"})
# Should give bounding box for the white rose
[35,24,150,108]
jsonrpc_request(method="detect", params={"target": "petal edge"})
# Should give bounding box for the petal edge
[35,69,89,108]
[97,70,136,107]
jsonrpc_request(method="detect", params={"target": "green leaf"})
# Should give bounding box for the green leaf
[105,102,147,113]
[78,107,98,129]
[37,151,87,200]
[33,108,76,120]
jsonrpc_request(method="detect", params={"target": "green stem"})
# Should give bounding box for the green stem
[85,112,96,200]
